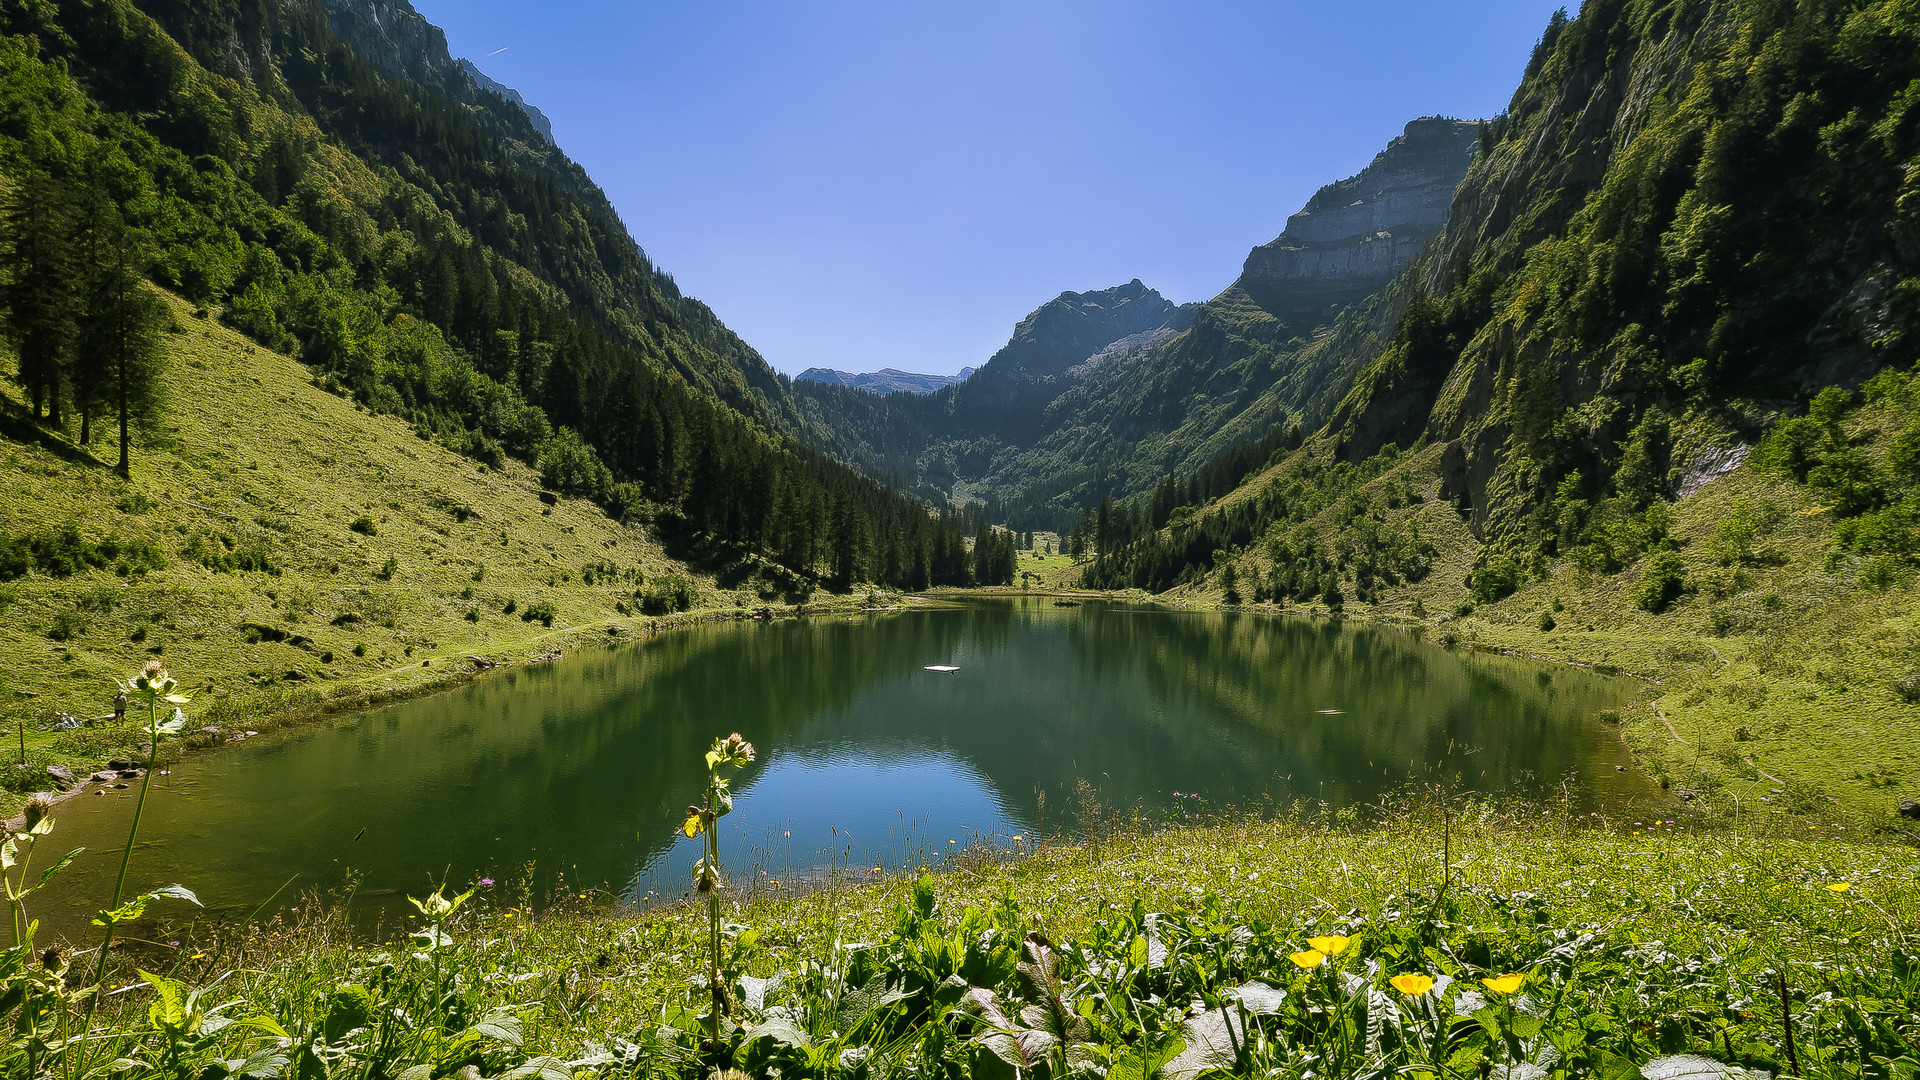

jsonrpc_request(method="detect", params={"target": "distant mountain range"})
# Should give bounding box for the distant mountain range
[795,367,976,395]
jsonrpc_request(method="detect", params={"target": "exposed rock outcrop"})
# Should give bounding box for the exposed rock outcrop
[320,0,552,144]
[981,280,1197,383]
[1239,118,1480,314]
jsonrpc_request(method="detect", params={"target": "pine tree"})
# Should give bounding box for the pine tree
[0,150,75,426]
[80,223,168,478]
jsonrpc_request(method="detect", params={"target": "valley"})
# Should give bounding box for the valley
[1,0,1917,1077]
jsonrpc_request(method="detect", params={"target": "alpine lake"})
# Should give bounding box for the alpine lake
[38,598,1662,938]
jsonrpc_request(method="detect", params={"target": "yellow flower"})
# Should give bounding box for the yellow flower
[1289,949,1326,969]
[1481,973,1525,994]
[1308,934,1351,956]
[1826,882,1851,892]
[1390,973,1435,996]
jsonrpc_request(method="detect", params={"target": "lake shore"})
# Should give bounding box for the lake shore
[54,799,1920,1079]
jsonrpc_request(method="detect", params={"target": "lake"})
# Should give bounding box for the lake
[36,598,1656,937]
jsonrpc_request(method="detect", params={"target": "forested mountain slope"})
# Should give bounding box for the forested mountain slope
[1083,0,1920,818]
[789,119,1482,526]
[0,0,992,593]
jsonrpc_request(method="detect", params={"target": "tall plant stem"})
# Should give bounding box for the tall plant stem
[705,790,727,1037]
[80,696,160,1044]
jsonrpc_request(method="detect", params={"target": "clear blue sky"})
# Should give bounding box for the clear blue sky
[412,1,1566,376]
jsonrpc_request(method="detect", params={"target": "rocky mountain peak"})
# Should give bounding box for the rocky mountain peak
[1239,117,1481,314]
[320,0,552,144]
[988,280,1197,381]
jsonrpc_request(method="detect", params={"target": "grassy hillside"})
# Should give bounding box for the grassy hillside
[1153,418,1920,827]
[0,290,790,814]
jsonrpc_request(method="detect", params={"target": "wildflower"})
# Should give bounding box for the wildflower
[1390,973,1435,996]
[479,877,495,887]
[1482,973,1525,994]
[1307,934,1351,956]
[22,792,53,829]
[1826,882,1850,892]
[503,912,516,919]
[1289,949,1326,969]
[1011,835,1024,841]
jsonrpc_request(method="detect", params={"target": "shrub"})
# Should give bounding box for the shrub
[1634,550,1689,613]
[521,601,556,627]
[1468,556,1521,604]
[349,515,378,536]
[639,575,695,615]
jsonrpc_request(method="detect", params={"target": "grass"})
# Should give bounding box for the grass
[1174,435,1920,826]
[24,795,1919,1079]
[0,293,864,817]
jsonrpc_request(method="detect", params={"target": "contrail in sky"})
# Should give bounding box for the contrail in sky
[487,46,508,56]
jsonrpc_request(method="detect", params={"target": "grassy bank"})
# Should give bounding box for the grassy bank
[14,798,1917,1079]
[0,293,893,816]
[1164,432,1920,828]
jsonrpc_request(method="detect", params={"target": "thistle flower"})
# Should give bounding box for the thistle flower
[21,792,54,830]
[1390,973,1435,996]
[1481,973,1525,994]
[1307,934,1351,956]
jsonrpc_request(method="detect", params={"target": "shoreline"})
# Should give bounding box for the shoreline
[4,587,1738,836]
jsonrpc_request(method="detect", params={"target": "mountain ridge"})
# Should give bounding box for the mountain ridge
[795,367,976,395]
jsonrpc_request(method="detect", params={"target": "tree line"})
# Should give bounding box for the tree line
[0,143,168,477]
[0,0,1024,592]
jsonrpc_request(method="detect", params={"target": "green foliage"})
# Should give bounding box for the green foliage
[638,576,694,616]
[0,522,165,580]
[0,1,969,593]
[348,515,377,536]
[1635,550,1690,613]
[1470,555,1523,604]
[518,600,556,627]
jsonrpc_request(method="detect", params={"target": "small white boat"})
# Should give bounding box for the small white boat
[924,665,959,672]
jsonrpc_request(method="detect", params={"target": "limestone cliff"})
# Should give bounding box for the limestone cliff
[1239,118,1480,315]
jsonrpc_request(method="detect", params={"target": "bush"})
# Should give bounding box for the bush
[1634,551,1688,613]
[349,515,378,536]
[639,575,695,615]
[1468,556,1521,604]
[0,524,167,580]
[538,427,613,500]
[520,601,556,627]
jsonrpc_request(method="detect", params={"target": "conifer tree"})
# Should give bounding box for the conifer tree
[0,149,75,426]
[80,223,167,478]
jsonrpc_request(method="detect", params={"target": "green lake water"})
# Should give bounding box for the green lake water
[37,599,1657,937]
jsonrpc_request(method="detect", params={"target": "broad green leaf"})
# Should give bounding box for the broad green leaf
[1641,1055,1772,1080]
[472,1007,525,1046]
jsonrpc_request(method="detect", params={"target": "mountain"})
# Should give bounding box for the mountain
[795,367,975,395]
[787,121,1481,524]
[0,0,984,596]
[1240,117,1479,316]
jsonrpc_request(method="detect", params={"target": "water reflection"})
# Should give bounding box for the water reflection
[37,599,1653,937]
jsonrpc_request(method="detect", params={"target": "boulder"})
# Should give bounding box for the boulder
[45,764,76,788]
[91,770,119,783]
[1900,798,1920,820]
[107,758,135,771]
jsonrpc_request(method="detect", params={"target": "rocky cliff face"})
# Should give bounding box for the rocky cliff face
[320,0,552,144]
[1239,118,1480,315]
[982,280,1197,382]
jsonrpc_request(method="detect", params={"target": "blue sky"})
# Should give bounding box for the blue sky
[413,1,1567,376]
